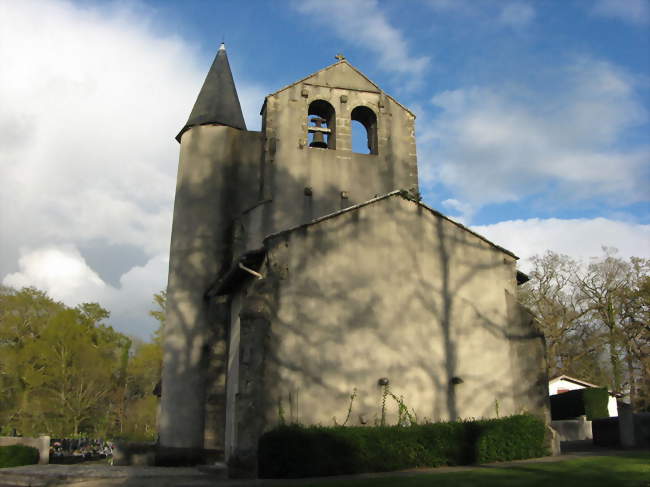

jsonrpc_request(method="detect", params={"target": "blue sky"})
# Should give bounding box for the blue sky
[96,0,650,225]
[1,0,648,338]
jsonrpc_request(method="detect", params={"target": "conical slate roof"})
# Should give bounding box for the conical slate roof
[176,43,246,142]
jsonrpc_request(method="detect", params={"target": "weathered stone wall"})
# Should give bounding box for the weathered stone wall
[202,296,229,452]
[505,292,550,420]
[253,62,419,249]
[160,125,263,451]
[551,417,593,442]
[254,195,548,431]
[228,271,277,477]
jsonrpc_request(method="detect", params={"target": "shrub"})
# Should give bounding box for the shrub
[0,445,39,468]
[582,388,609,420]
[258,414,548,478]
[474,414,547,463]
[550,388,609,420]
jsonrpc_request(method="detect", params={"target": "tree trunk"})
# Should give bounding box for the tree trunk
[606,301,622,391]
[626,343,636,409]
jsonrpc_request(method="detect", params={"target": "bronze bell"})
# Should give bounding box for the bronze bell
[310,131,327,149]
[309,117,328,149]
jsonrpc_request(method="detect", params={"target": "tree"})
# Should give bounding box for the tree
[114,291,165,441]
[574,249,649,402]
[614,259,650,410]
[574,248,627,391]
[34,309,119,435]
[518,252,588,377]
[0,286,170,438]
[520,248,650,411]
[0,287,129,436]
[148,290,166,346]
[0,287,65,434]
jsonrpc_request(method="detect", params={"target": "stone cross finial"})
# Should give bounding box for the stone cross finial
[335,53,345,61]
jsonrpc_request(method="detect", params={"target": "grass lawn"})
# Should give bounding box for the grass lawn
[293,452,650,487]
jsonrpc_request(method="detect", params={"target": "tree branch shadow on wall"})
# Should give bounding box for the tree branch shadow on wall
[245,165,547,431]
[158,127,261,463]
[159,143,548,469]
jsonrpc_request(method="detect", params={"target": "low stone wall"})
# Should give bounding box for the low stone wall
[0,436,50,464]
[550,416,592,442]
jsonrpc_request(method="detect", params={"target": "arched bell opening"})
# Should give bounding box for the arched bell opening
[351,106,378,155]
[307,100,336,149]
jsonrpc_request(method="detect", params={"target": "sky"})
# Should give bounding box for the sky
[1,0,648,339]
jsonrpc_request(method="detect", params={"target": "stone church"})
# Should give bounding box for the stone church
[159,44,549,470]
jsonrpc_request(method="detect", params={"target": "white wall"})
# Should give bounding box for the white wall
[607,396,618,417]
[548,378,586,395]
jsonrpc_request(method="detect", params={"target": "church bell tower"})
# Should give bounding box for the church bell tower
[159,45,420,460]
[254,56,420,239]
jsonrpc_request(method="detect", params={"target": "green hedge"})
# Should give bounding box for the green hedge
[583,388,610,420]
[0,445,39,468]
[550,388,609,420]
[258,414,548,478]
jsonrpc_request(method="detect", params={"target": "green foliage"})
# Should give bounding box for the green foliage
[111,291,164,441]
[0,287,117,436]
[550,388,609,420]
[582,388,610,420]
[258,414,548,478]
[341,388,357,427]
[473,414,547,464]
[148,291,166,346]
[380,385,387,426]
[0,286,163,441]
[0,445,39,468]
[388,391,417,427]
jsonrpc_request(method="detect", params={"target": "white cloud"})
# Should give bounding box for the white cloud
[498,3,536,28]
[3,245,167,339]
[106,252,169,338]
[441,199,475,224]
[0,0,186,265]
[293,0,429,79]
[472,218,650,272]
[0,0,263,337]
[4,246,107,305]
[423,57,649,211]
[592,0,650,25]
